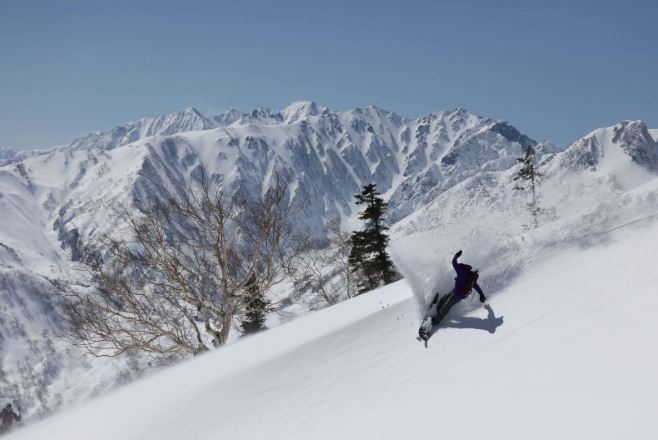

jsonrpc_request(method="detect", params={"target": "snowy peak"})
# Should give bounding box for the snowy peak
[382,109,542,221]
[56,103,539,168]
[153,107,217,135]
[66,107,217,151]
[488,121,535,149]
[430,107,482,132]
[611,120,658,171]
[211,108,242,126]
[281,101,322,122]
[245,107,284,123]
[558,120,658,174]
[431,112,538,172]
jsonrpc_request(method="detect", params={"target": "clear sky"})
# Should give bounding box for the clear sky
[1,0,657,149]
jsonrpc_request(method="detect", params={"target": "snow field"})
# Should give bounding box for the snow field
[10,217,658,439]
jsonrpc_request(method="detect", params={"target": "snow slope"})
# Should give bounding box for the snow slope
[1,103,656,421]
[10,214,658,439]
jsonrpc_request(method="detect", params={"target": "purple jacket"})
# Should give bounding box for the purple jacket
[452,252,483,299]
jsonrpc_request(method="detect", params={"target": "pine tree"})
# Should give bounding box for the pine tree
[513,146,542,229]
[348,184,399,293]
[240,276,269,335]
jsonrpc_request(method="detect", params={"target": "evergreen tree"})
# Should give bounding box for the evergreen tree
[513,146,542,229]
[348,184,399,293]
[240,276,269,335]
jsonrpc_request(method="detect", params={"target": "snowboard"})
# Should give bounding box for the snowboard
[418,290,457,345]
[418,292,441,343]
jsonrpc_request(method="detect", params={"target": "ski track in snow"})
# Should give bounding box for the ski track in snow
[10,219,658,439]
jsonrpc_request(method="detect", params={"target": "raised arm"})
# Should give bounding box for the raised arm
[452,250,462,273]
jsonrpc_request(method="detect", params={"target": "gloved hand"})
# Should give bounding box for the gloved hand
[479,295,486,303]
[456,250,462,257]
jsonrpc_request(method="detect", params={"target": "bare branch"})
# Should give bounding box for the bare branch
[57,166,305,360]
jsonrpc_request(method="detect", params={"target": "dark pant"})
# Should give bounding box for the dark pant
[432,292,463,325]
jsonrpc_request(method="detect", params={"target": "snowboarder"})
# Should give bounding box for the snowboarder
[418,250,486,342]
[0,403,21,434]
[432,250,486,325]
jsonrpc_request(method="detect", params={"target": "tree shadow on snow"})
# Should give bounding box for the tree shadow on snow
[442,304,504,334]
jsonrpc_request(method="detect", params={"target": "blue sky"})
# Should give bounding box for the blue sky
[1,0,657,149]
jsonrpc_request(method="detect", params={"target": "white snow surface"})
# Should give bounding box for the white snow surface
[10,215,658,439]
[649,128,658,142]
[1,102,658,422]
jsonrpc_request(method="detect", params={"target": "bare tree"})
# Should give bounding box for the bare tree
[291,221,358,306]
[327,222,359,301]
[59,168,304,359]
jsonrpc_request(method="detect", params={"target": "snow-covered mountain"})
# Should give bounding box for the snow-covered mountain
[10,214,658,439]
[7,102,559,262]
[1,102,657,422]
[561,120,658,171]
[0,147,59,167]
[66,107,217,151]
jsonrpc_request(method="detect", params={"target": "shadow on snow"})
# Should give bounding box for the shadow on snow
[439,304,504,335]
